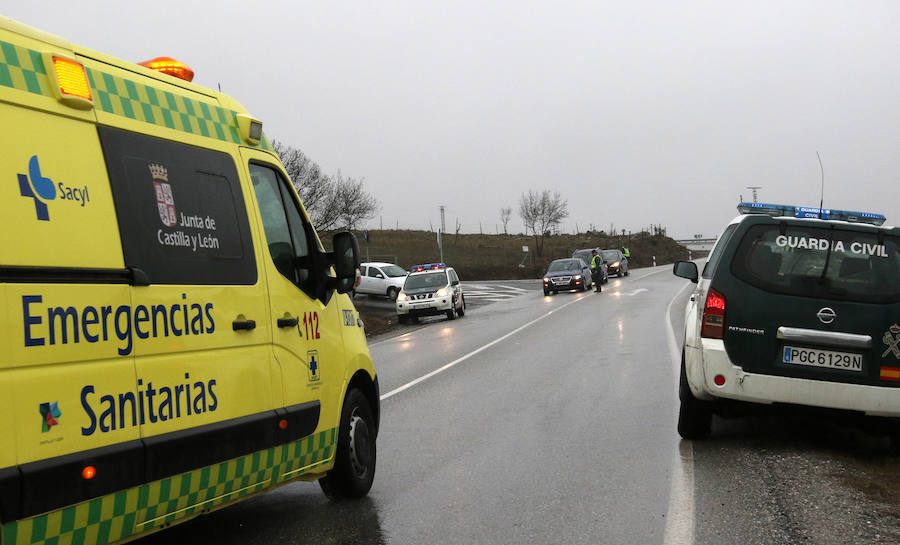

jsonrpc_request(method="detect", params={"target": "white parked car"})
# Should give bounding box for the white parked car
[357,262,408,300]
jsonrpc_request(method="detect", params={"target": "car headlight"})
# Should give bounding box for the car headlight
[543,277,549,283]
[611,261,619,267]
[436,287,449,297]
[574,275,582,280]
[397,292,407,302]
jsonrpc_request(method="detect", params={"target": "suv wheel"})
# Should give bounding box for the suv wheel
[387,287,399,301]
[678,352,712,440]
[446,308,456,320]
[457,295,466,317]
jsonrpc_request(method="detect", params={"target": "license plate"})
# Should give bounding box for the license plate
[782,346,863,372]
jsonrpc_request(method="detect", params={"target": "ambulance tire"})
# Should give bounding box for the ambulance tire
[319,389,376,500]
[678,354,712,440]
[446,308,456,320]
[457,296,466,317]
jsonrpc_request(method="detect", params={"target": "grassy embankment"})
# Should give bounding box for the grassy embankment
[344,230,693,337]
[353,229,691,278]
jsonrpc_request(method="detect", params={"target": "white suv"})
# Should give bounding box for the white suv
[357,262,408,300]
[396,263,466,323]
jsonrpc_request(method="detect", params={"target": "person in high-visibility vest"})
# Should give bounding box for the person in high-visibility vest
[590,249,604,293]
[622,247,631,258]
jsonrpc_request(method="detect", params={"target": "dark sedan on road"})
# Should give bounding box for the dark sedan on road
[543,258,592,295]
[601,249,629,277]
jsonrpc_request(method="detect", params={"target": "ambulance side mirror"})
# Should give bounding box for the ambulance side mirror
[673,261,698,283]
[329,231,360,294]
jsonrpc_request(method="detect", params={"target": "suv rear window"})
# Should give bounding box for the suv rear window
[731,224,900,303]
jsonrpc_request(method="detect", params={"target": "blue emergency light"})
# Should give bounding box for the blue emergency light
[737,202,886,226]
[411,262,446,272]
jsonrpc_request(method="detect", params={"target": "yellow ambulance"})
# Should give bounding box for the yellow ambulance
[0,15,379,545]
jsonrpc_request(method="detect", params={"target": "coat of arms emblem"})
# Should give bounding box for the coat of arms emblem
[150,163,176,227]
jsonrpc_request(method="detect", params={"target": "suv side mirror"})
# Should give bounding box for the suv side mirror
[328,231,360,294]
[673,261,698,283]
[451,279,460,286]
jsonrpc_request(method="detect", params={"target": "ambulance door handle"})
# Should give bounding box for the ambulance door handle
[277,317,299,328]
[232,319,257,331]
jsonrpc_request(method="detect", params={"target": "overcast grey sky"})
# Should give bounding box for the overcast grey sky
[7,1,899,238]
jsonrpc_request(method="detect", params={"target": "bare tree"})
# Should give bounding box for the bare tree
[499,207,512,235]
[518,189,569,256]
[273,140,379,231]
[272,140,334,228]
[330,171,380,230]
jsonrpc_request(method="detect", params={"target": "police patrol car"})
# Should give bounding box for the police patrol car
[1,16,379,545]
[395,263,465,323]
[673,202,900,442]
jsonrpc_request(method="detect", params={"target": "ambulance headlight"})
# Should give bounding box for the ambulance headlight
[436,287,449,297]
[397,292,407,302]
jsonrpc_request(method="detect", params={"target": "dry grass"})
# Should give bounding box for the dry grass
[348,229,691,280]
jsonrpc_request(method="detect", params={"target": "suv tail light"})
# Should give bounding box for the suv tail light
[701,288,726,339]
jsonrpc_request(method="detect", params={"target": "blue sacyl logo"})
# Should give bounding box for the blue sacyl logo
[18,155,90,221]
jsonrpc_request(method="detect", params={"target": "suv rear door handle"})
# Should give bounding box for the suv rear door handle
[232,319,257,331]
[277,317,299,328]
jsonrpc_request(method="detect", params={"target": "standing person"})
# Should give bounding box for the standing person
[622,246,631,259]
[590,249,604,293]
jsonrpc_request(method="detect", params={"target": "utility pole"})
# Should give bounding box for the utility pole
[438,205,445,264]
[746,186,762,203]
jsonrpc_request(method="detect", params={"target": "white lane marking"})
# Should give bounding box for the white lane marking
[462,284,489,290]
[367,331,413,348]
[664,282,695,545]
[498,285,529,292]
[465,293,518,299]
[609,288,649,297]
[380,295,589,401]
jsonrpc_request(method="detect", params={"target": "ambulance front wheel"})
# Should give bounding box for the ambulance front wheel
[319,388,377,499]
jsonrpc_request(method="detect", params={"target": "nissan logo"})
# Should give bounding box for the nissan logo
[817,307,836,324]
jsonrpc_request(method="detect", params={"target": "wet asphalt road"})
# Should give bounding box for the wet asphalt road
[134,266,900,544]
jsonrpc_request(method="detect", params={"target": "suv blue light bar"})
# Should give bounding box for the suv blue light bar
[411,262,446,272]
[737,202,886,226]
